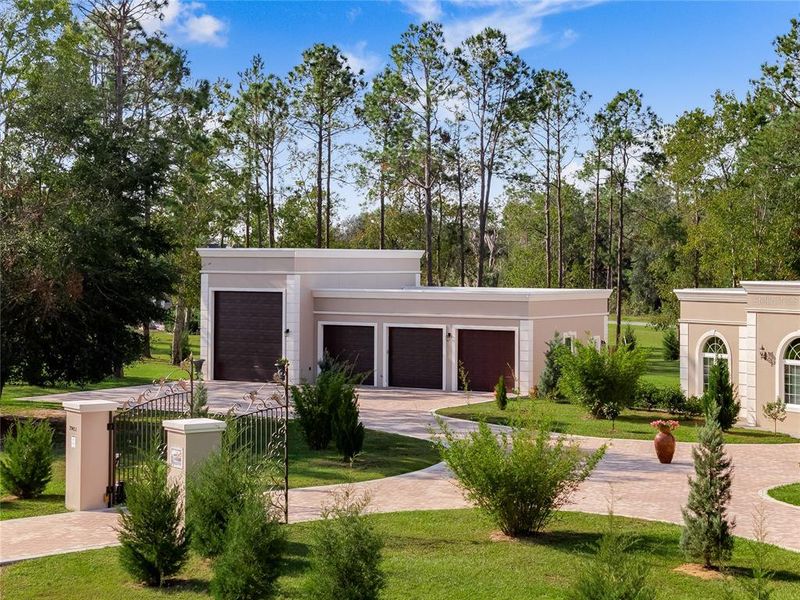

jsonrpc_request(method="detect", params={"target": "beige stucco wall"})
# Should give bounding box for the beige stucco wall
[683,322,743,398]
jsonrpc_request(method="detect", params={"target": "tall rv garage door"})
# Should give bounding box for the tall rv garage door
[213,291,283,381]
[458,329,515,392]
[388,327,443,389]
[321,324,375,385]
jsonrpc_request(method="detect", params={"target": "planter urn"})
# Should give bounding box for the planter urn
[653,425,676,464]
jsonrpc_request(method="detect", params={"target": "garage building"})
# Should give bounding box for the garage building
[199,248,611,393]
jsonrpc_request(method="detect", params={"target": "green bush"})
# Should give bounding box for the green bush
[539,333,568,398]
[331,386,365,461]
[186,436,264,559]
[435,419,605,537]
[494,375,508,410]
[0,419,53,499]
[702,360,740,431]
[633,381,660,410]
[681,402,734,568]
[118,454,188,587]
[189,378,209,418]
[657,386,688,416]
[571,516,656,600]
[292,365,359,451]
[306,489,385,600]
[662,326,680,361]
[211,493,286,600]
[559,342,646,425]
[621,324,637,351]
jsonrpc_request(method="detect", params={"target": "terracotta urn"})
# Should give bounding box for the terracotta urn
[654,425,676,464]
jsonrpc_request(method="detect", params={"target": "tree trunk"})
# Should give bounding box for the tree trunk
[614,175,625,347]
[268,147,275,247]
[142,322,152,359]
[556,128,564,288]
[544,122,552,288]
[590,151,601,288]
[457,154,465,287]
[424,97,433,287]
[172,299,186,366]
[325,123,332,248]
[316,118,323,248]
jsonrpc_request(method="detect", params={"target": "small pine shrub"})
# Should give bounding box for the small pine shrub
[0,419,53,499]
[306,489,385,600]
[571,515,656,600]
[662,326,680,361]
[189,378,209,418]
[211,493,286,600]
[292,366,358,451]
[702,360,740,431]
[435,418,605,537]
[539,333,568,398]
[331,387,365,461]
[494,375,508,410]
[621,324,637,351]
[118,454,188,587]
[186,437,264,559]
[680,402,734,568]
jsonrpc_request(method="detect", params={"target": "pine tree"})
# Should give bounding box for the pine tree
[703,360,740,431]
[680,402,734,568]
[662,326,680,360]
[494,375,508,410]
[539,333,567,398]
[189,378,209,418]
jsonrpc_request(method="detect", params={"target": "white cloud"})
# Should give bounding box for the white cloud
[401,0,443,21]
[140,0,228,47]
[347,6,362,22]
[557,27,579,48]
[343,41,384,77]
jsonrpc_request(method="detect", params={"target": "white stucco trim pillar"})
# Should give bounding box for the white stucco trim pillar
[199,272,210,379]
[679,322,689,395]
[284,274,301,384]
[739,312,758,425]
[63,400,118,511]
[519,320,533,395]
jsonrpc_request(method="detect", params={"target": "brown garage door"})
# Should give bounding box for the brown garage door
[458,329,515,392]
[322,324,375,385]
[213,291,283,381]
[388,327,443,389]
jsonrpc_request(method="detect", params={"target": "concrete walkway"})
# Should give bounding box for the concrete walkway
[2,385,799,565]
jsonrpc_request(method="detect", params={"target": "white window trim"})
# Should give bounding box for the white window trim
[382,323,447,391]
[316,321,378,387]
[563,331,578,354]
[695,330,731,393]
[775,330,800,412]
[450,325,520,392]
[207,287,286,382]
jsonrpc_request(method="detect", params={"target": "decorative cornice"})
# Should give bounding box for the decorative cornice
[196,248,424,260]
[741,281,800,295]
[673,288,747,303]
[313,287,613,302]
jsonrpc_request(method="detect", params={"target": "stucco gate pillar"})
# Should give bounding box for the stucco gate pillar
[161,418,227,514]
[63,399,118,511]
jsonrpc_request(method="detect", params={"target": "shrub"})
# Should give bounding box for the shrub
[186,436,264,559]
[189,378,209,418]
[662,326,680,361]
[331,386,365,461]
[118,453,188,587]
[559,342,646,426]
[306,489,385,600]
[658,386,688,416]
[494,375,508,410]
[633,381,660,410]
[435,419,605,537]
[211,493,286,600]
[539,333,568,398]
[681,402,734,568]
[702,360,740,431]
[762,399,787,434]
[571,515,656,600]
[621,324,637,351]
[292,364,359,451]
[0,419,53,499]
[683,396,704,418]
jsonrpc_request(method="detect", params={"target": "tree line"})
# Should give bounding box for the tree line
[2,0,798,387]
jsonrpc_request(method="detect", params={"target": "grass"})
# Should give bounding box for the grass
[0,332,200,408]
[609,322,679,388]
[2,509,799,599]
[437,397,799,444]
[0,422,438,520]
[768,482,800,507]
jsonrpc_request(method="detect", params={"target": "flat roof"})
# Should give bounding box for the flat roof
[313,286,613,302]
[197,248,424,259]
[673,288,747,303]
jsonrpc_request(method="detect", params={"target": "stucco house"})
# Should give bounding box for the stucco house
[198,248,611,393]
[675,281,800,436]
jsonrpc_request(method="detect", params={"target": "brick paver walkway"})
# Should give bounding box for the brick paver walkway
[2,386,798,564]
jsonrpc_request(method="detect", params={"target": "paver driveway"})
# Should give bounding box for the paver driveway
[1,384,798,564]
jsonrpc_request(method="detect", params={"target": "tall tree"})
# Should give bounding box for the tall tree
[389,22,453,285]
[289,44,360,248]
[454,28,527,287]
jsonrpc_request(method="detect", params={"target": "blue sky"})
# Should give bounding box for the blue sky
[152,0,798,122]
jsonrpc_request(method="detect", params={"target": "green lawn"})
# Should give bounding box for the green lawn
[437,397,799,444]
[768,483,800,507]
[3,509,799,599]
[610,322,679,388]
[0,422,438,520]
[0,332,200,407]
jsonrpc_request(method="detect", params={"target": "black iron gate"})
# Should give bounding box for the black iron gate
[107,387,191,506]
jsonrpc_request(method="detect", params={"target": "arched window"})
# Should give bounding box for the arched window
[784,339,800,405]
[702,336,728,391]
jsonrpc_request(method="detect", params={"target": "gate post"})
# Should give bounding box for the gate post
[63,400,118,511]
[162,418,227,514]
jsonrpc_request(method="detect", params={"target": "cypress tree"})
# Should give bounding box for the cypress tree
[680,402,734,568]
[539,333,567,398]
[703,360,740,431]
